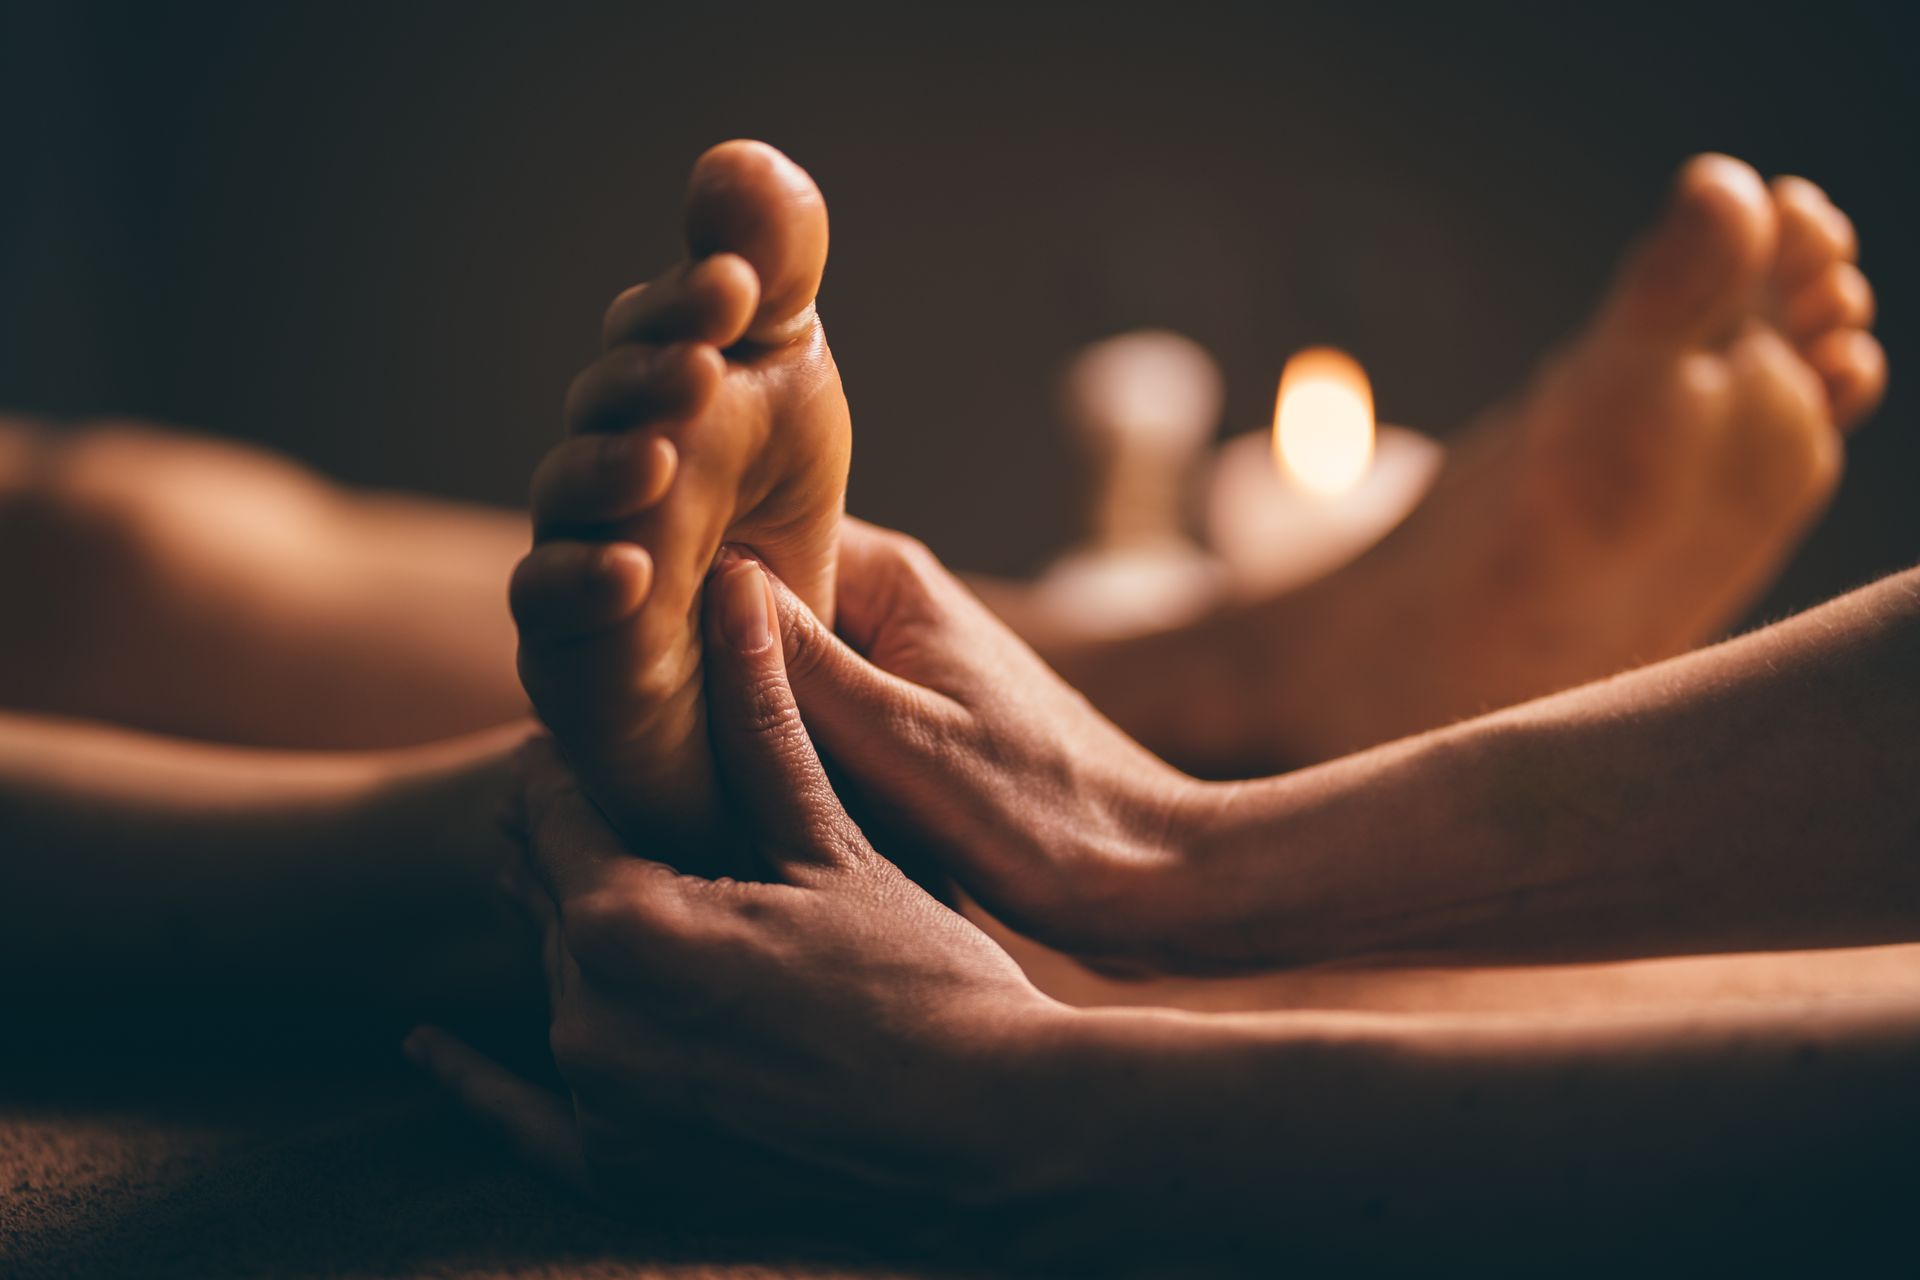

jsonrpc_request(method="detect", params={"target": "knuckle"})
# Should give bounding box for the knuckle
[885,530,939,578]
[671,886,763,949]
[563,888,650,972]
[724,891,778,929]
[746,684,805,738]
[780,610,835,680]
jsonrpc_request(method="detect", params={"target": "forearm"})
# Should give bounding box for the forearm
[1154,564,1920,969]
[0,712,527,1007]
[1013,993,1920,1267]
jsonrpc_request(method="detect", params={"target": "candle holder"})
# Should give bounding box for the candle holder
[1206,347,1444,596]
[1021,330,1229,642]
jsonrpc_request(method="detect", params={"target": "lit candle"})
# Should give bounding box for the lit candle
[1205,346,1442,595]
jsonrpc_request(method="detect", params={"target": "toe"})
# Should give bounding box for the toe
[1780,261,1875,344]
[601,254,761,350]
[683,140,829,345]
[531,433,678,534]
[510,541,654,641]
[1599,153,1776,351]
[564,341,725,435]
[1771,175,1858,291]
[1805,329,1888,433]
[1723,329,1841,511]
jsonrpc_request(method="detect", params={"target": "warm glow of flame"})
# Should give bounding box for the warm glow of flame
[1273,346,1375,497]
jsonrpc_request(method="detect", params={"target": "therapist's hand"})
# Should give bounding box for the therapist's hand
[766,519,1205,969]
[407,556,1080,1220]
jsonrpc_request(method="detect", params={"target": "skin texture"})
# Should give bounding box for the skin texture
[1053,155,1888,774]
[0,143,1910,1263]
[411,555,1920,1270]
[0,711,531,1011]
[0,415,529,748]
[761,518,1920,976]
[0,149,1898,1030]
[0,157,1884,778]
[413,567,1066,1224]
[511,140,850,870]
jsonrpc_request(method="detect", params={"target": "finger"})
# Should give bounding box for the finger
[530,432,678,534]
[515,738,648,901]
[503,859,573,1006]
[831,518,1044,713]
[403,1025,591,1194]
[832,516,928,647]
[515,740,716,948]
[701,554,865,873]
[760,550,956,757]
[831,518,989,657]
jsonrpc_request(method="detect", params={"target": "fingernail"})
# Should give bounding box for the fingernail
[720,561,773,652]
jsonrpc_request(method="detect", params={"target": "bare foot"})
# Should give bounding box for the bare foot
[1060,155,1888,773]
[511,141,849,866]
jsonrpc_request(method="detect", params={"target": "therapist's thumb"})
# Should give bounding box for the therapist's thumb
[702,553,864,875]
[759,554,952,765]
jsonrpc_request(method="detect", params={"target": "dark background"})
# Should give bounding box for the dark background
[3,0,1913,614]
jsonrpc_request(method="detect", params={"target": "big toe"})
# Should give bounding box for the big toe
[1599,153,1777,351]
[684,140,829,345]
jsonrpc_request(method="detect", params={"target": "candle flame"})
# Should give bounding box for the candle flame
[1273,346,1375,497]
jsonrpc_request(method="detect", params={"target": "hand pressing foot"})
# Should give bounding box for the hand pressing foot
[1065,154,1889,772]
[511,141,850,868]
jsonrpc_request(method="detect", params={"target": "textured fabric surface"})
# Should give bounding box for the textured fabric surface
[0,1036,953,1280]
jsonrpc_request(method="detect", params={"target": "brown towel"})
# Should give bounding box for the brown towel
[1,1036,948,1280]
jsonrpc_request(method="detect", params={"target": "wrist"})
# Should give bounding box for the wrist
[1118,764,1373,975]
[1041,756,1214,973]
[1154,718,1520,973]
[970,1001,1285,1259]
[963,1000,1143,1216]
[1130,773,1309,972]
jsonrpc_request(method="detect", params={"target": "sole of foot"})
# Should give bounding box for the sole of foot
[511,140,850,869]
[1082,154,1888,773]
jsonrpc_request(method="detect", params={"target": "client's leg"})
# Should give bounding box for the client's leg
[0,707,531,1012]
[1053,157,1887,773]
[0,413,529,747]
[511,141,850,865]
